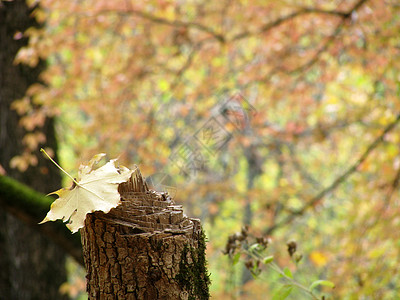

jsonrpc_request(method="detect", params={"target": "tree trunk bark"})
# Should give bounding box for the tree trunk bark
[0,1,68,299]
[81,171,210,300]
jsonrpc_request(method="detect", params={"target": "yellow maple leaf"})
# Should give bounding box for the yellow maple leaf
[40,150,134,233]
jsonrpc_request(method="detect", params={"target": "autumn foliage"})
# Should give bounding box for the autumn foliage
[13,0,400,298]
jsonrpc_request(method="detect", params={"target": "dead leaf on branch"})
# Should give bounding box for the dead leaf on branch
[40,150,134,233]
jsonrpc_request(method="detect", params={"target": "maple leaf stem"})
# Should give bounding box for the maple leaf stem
[40,148,79,186]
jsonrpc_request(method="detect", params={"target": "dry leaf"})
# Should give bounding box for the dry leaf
[40,154,134,233]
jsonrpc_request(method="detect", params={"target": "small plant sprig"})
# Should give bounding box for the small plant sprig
[223,227,334,300]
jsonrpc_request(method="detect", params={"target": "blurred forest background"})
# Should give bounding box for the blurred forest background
[2,0,400,299]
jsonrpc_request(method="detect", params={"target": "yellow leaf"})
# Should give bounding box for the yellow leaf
[40,155,134,233]
[310,251,328,267]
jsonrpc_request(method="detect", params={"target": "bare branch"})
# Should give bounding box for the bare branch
[382,158,400,204]
[80,0,368,45]
[265,112,400,235]
[92,5,225,43]
[231,0,369,41]
[285,20,344,75]
[231,10,307,41]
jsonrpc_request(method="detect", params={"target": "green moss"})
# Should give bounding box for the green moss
[0,175,82,260]
[0,175,51,217]
[176,229,211,300]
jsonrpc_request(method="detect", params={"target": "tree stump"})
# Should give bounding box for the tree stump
[81,170,210,300]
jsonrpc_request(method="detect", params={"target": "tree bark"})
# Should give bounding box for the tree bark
[81,171,210,300]
[0,1,68,299]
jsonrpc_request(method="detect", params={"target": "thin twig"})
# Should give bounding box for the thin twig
[91,7,225,43]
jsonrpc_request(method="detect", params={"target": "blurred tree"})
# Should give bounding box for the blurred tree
[0,1,68,299]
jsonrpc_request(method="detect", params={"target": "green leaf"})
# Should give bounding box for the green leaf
[282,267,293,279]
[309,280,335,291]
[263,255,274,264]
[232,252,241,265]
[250,268,261,279]
[249,243,260,252]
[272,285,293,300]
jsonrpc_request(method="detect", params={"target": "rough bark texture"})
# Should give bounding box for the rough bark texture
[81,171,210,300]
[0,1,68,299]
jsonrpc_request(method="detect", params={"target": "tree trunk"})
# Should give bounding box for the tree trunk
[81,171,210,300]
[241,145,263,288]
[0,1,68,299]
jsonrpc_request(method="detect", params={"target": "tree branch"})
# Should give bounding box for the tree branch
[170,39,208,91]
[265,113,400,235]
[286,20,344,75]
[232,0,369,41]
[90,4,225,43]
[0,175,84,265]
[82,0,368,45]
